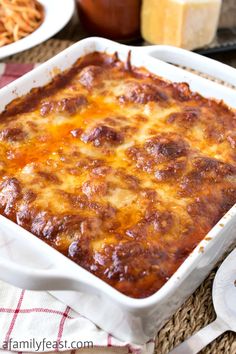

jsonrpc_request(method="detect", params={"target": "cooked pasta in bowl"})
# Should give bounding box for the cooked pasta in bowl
[0,0,74,59]
[0,0,44,47]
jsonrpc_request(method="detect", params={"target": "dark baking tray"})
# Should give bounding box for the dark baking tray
[130,28,236,56]
[70,20,236,57]
[196,27,236,55]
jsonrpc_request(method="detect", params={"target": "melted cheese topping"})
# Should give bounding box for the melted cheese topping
[0,52,236,298]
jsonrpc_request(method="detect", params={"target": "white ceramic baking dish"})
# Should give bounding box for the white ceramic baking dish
[0,37,236,345]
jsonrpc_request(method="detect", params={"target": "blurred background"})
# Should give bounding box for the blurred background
[1,0,236,66]
[71,0,236,54]
[50,0,236,68]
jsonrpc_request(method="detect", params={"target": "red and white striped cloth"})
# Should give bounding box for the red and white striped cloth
[0,64,155,354]
[0,63,36,88]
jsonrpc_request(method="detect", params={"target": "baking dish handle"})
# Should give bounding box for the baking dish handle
[0,256,105,296]
[135,45,236,88]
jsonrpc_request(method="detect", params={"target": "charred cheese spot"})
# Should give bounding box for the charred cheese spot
[0,177,22,217]
[68,240,92,270]
[180,156,236,196]
[0,51,235,298]
[37,171,61,184]
[187,195,221,226]
[119,81,168,104]
[145,135,188,161]
[167,107,200,126]
[126,210,174,240]
[172,82,194,102]
[23,190,37,203]
[193,157,236,179]
[78,65,104,89]
[127,133,189,180]
[82,179,108,197]
[81,125,123,147]
[40,95,88,117]
[40,101,54,116]
[155,158,187,181]
[0,127,26,142]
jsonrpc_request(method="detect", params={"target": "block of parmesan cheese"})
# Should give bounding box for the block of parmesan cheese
[141,0,222,50]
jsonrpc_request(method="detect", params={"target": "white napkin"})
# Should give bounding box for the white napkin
[0,280,154,354]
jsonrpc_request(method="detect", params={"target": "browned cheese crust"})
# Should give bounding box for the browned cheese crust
[0,52,236,298]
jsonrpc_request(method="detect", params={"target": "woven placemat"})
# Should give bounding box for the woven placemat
[6,39,75,63]
[4,39,236,354]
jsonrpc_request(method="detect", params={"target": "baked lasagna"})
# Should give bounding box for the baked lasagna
[0,52,236,298]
